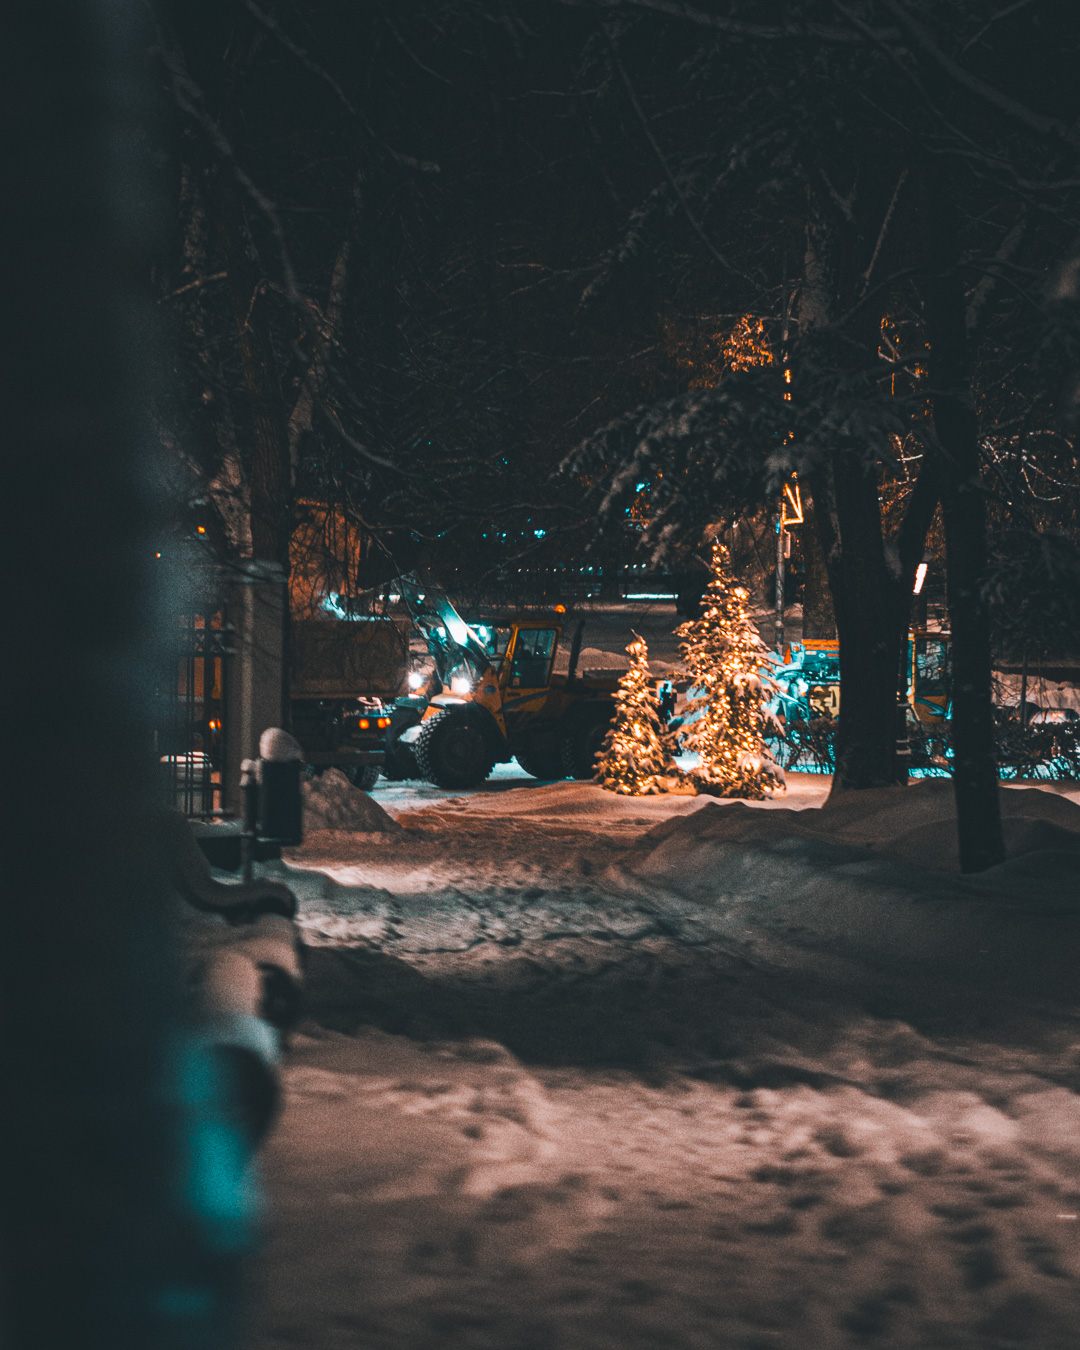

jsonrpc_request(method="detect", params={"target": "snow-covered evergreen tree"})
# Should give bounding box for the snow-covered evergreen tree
[595,634,674,795]
[675,540,784,798]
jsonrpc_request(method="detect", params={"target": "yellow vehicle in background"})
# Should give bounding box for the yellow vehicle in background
[776,632,952,724]
[390,575,619,788]
[908,628,951,725]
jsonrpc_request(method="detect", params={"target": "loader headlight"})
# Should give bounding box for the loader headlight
[450,676,472,696]
[407,671,424,690]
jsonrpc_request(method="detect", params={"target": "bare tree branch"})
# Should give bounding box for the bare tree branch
[162,271,227,300]
[155,29,301,301]
[965,212,1028,334]
[557,0,897,44]
[603,25,760,289]
[959,0,1037,54]
[874,0,1080,153]
[860,168,909,297]
[242,0,441,173]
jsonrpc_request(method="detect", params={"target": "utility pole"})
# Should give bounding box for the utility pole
[775,474,801,657]
[775,515,786,654]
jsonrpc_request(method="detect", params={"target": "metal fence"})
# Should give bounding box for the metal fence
[156,606,232,816]
[767,716,1080,781]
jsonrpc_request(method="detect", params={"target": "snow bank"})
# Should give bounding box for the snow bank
[303,768,402,833]
[808,777,1079,872]
[609,780,1080,1006]
[573,644,683,676]
[609,777,1080,872]
[576,645,629,669]
[995,670,1080,713]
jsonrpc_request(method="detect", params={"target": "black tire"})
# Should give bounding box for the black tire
[415,711,496,789]
[561,712,612,780]
[514,727,566,780]
[383,712,422,780]
[346,764,380,792]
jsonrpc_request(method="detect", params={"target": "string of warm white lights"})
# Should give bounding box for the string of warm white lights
[594,633,674,796]
[675,539,783,800]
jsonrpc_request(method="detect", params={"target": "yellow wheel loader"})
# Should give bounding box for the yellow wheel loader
[391,574,620,789]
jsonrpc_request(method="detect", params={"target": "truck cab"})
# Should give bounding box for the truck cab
[289,696,390,790]
[288,615,407,788]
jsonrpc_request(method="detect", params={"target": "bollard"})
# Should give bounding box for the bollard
[895,700,911,784]
[257,728,303,847]
[240,758,260,882]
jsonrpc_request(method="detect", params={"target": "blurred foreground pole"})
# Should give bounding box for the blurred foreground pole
[2,4,240,1347]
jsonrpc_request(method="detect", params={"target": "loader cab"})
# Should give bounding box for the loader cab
[471,619,562,693]
[506,625,559,690]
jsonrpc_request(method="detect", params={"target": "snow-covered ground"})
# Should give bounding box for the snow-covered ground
[243,770,1080,1349]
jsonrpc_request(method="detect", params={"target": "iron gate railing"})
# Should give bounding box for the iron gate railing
[156,606,233,816]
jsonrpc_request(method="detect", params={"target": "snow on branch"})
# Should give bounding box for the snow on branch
[561,332,905,562]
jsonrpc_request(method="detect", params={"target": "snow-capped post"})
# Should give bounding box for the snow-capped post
[257,728,304,848]
[240,757,260,883]
[595,633,675,795]
[676,539,784,798]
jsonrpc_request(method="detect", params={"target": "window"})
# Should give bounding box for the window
[509,628,556,688]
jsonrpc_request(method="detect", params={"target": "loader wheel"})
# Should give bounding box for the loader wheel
[383,712,422,780]
[562,713,612,780]
[514,728,565,780]
[416,712,495,789]
[346,764,380,792]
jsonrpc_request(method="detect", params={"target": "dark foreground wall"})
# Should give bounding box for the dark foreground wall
[2,6,241,1347]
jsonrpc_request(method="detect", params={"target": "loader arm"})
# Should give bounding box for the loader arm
[394,572,492,686]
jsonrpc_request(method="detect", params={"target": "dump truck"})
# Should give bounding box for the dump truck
[289,615,408,788]
[386,574,620,789]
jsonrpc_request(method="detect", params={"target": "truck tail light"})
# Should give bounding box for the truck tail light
[357,718,370,729]
[377,717,390,728]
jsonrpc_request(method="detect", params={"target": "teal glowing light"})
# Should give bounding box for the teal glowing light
[170,1034,260,1258]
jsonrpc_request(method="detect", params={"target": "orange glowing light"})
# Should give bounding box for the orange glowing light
[781,478,803,528]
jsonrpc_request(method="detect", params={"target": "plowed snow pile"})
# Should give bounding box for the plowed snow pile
[302,767,402,833]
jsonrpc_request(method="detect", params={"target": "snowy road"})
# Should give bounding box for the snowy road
[244,773,1080,1349]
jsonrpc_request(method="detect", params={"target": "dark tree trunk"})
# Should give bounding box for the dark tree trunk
[800,495,836,640]
[3,3,239,1345]
[919,163,1005,872]
[219,167,292,727]
[806,463,909,788]
[795,166,943,794]
[219,171,293,571]
[798,200,910,790]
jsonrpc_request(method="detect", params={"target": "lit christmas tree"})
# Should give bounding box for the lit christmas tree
[595,634,674,795]
[675,540,784,798]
